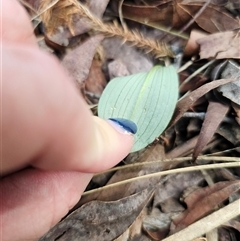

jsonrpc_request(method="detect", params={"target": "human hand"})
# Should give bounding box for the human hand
[1,0,135,240]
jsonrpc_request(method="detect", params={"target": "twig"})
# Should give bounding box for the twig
[179,59,216,94]
[95,156,240,176]
[162,199,240,241]
[82,161,240,196]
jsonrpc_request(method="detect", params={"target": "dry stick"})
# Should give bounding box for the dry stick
[82,161,240,196]
[162,199,240,241]
[95,156,240,176]
[75,2,174,58]
[206,229,218,241]
[118,0,127,32]
[192,239,207,241]
[179,59,216,90]
[205,147,240,156]
[30,0,60,21]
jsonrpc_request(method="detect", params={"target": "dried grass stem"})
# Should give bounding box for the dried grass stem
[75,1,174,58]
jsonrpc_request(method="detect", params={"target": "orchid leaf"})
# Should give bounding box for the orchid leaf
[98,65,179,152]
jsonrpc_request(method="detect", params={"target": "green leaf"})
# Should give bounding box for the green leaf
[98,65,179,152]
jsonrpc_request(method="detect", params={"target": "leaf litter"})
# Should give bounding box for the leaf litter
[19,0,240,240]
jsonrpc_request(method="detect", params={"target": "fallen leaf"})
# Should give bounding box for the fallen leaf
[102,37,153,75]
[108,59,130,79]
[143,208,171,240]
[153,172,204,207]
[173,181,240,230]
[61,34,104,90]
[184,29,207,56]
[224,219,240,232]
[217,60,240,105]
[40,188,154,241]
[180,1,240,33]
[166,135,199,158]
[232,103,240,125]
[197,31,240,59]
[113,1,174,29]
[28,0,110,46]
[114,207,147,241]
[79,145,166,205]
[137,144,166,163]
[218,80,240,105]
[85,59,107,102]
[193,101,229,159]
[160,197,185,214]
[165,199,240,241]
[113,0,239,35]
[170,78,237,127]
[216,122,240,146]
[79,157,165,205]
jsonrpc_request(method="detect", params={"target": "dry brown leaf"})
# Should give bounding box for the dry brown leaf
[216,121,240,146]
[108,59,130,79]
[180,1,240,33]
[101,145,166,199]
[172,181,240,230]
[143,208,171,240]
[170,78,237,127]
[184,29,207,56]
[143,172,204,239]
[79,165,163,205]
[40,188,154,241]
[232,103,240,125]
[166,135,199,158]
[193,101,229,159]
[217,61,240,105]
[224,219,240,232]
[114,207,147,241]
[218,78,240,103]
[114,1,174,29]
[85,59,107,99]
[160,197,185,214]
[134,144,166,163]
[78,145,166,206]
[61,34,104,90]
[30,0,110,45]
[78,166,161,207]
[164,199,240,241]
[102,37,153,75]
[115,0,239,34]
[153,172,204,207]
[197,31,240,59]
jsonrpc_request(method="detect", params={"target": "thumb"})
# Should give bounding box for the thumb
[79,116,137,172]
[2,43,136,175]
[31,116,136,173]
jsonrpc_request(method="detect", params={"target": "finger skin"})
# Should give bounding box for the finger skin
[1,169,93,241]
[1,0,37,46]
[2,0,134,175]
[2,44,134,175]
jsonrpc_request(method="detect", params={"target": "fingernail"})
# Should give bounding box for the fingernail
[108,118,137,134]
